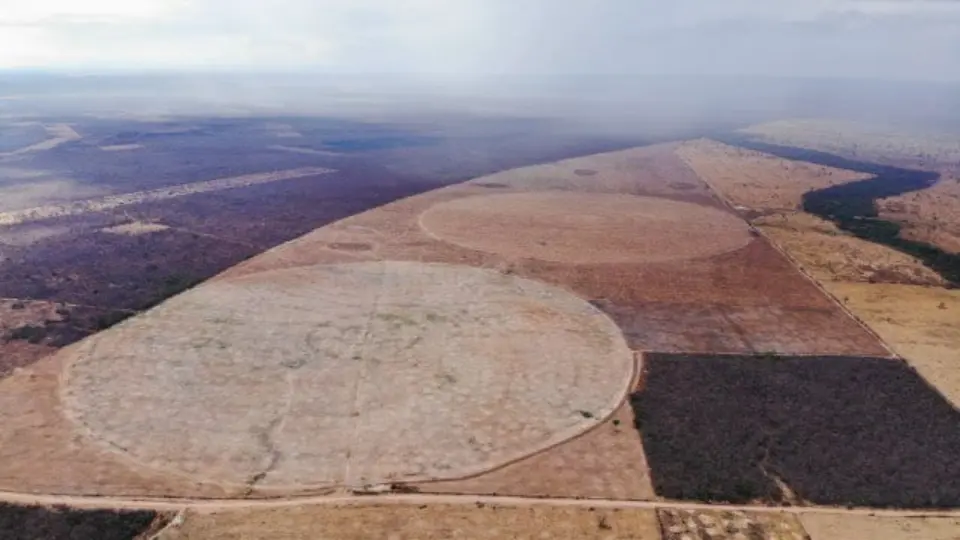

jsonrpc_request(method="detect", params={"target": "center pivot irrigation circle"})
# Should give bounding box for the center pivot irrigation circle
[419,192,754,264]
[62,261,634,489]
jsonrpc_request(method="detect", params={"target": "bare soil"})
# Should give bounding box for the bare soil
[633,353,960,508]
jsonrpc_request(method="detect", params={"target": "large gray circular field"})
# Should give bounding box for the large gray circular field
[62,261,634,489]
[419,192,753,264]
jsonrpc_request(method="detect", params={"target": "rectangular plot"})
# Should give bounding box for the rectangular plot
[633,353,960,508]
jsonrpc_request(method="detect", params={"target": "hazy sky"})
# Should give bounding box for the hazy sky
[1,0,958,81]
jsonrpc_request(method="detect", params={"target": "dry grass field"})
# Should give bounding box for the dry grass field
[800,513,960,540]
[157,504,662,540]
[826,282,960,407]
[677,139,869,212]
[754,212,944,286]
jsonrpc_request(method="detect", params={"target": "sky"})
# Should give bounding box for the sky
[1,0,959,81]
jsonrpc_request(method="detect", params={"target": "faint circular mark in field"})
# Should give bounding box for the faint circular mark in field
[62,261,633,490]
[419,192,753,264]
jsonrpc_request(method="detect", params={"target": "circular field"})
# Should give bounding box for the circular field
[62,261,633,489]
[419,192,753,264]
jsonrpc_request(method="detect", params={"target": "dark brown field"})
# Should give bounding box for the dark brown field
[633,353,960,508]
[0,503,162,540]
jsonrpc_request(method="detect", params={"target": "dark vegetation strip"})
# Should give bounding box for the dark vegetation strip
[632,353,960,508]
[716,135,960,285]
[0,503,160,540]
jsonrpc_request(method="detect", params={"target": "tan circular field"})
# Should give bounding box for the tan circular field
[62,261,633,490]
[419,192,753,264]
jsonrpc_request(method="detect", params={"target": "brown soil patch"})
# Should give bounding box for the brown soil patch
[62,262,633,490]
[659,508,808,540]
[755,212,944,286]
[157,503,661,540]
[800,513,960,540]
[677,139,868,212]
[419,192,753,264]
[826,282,960,407]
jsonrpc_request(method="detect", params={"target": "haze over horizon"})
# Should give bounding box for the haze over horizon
[1,0,959,83]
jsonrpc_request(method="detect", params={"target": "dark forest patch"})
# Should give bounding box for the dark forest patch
[574,169,598,177]
[0,503,161,540]
[632,353,960,508]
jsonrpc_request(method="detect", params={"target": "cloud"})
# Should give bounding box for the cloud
[0,0,958,81]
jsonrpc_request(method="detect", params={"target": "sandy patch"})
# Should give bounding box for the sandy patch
[62,261,634,489]
[100,221,170,236]
[419,192,752,264]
